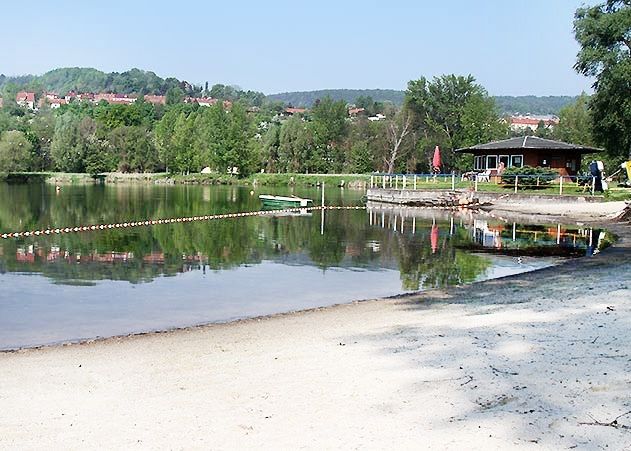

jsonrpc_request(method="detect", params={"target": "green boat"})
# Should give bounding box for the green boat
[259,194,313,208]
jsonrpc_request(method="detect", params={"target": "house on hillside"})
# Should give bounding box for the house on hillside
[284,107,306,116]
[455,136,601,177]
[348,107,366,117]
[144,95,166,105]
[94,93,137,104]
[509,115,559,133]
[39,93,68,109]
[16,92,36,109]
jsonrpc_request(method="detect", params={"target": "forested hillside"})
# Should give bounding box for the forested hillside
[0,68,195,96]
[1,67,580,115]
[266,89,406,108]
[494,95,579,115]
[268,90,579,115]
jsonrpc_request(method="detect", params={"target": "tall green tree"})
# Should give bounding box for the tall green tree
[50,112,83,172]
[0,130,32,172]
[171,112,198,174]
[574,0,631,157]
[165,86,184,105]
[405,74,504,171]
[310,97,348,172]
[278,116,313,172]
[553,93,594,146]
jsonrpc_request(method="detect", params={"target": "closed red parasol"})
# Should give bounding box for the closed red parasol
[432,146,441,173]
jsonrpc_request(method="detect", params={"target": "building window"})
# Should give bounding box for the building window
[486,155,498,169]
[499,155,509,169]
[474,156,486,170]
[511,155,523,168]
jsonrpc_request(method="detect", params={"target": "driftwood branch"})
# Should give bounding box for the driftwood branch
[579,410,631,431]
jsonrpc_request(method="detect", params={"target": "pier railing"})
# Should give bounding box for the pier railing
[370,173,601,196]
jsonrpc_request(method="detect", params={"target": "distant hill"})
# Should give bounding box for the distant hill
[266,89,406,108]
[0,68,579,115]
[0,67,196,96]
[267,89,579,115]
[494,95,578,116]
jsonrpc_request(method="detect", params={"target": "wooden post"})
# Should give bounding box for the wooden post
[514,175,518,193]
[557,224,561,245]
[320,182,325,235]
[403,175,407,189]
[395,176,398,190]
[451,173,455,190]
[414,175,417,190]
[474,174,479,192]
[591,176,596,195]
[382,175,386,189]
[370,175,374,189]
[559,176,564,195]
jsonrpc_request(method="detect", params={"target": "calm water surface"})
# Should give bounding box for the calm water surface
[0,183,610,349]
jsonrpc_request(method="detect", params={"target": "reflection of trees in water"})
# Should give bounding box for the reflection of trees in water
[0,209,377,284]
[386,227,490,291]
[0,184,494,288]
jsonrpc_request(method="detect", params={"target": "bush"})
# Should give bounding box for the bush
[501,166,558,189]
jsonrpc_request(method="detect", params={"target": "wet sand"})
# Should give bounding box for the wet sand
[1,205,630,449]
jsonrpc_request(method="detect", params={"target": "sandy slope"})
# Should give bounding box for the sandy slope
[1,220,630,449]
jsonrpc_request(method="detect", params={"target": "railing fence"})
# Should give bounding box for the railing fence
[370,173,599,196]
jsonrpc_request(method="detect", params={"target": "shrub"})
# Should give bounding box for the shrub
[501,166,558,189]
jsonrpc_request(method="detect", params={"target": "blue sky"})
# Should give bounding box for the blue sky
[2,0,596,95]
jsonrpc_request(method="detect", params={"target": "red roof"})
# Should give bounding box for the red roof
[285,107,306,114]
[348,107,365,116]
[16,91,35,102]
[510,117,559,127]
[144,95,166,105]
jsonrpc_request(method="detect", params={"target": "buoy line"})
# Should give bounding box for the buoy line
[0,206,367,240]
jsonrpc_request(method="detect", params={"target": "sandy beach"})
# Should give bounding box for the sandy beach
[1,204,630,450]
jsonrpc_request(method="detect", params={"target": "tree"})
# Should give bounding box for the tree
[278,116,313,172]
[553,93,594,146]
[50,113,83,172]
[405,74,504,171]
[260,124,281,172]
[535,120,551,138]
[29,111,57,170]
[171,112,197,174]
[349,141,374,173]
[574,1,631,157]
[0,131,32,172]
[166,86,184,105]
[309,97,348,172]
[154,109,180,171]
[383,111,413,173]
[109,126,158,172]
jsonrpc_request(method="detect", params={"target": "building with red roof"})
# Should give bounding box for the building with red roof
[16,91,36,109]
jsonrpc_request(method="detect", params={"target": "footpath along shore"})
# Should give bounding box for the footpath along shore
[1,205,630,449]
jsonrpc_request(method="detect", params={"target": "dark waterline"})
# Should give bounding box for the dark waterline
[0,183,610,350]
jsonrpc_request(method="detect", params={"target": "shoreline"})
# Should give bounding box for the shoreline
[2,171,372,188]
[1,213,630,448]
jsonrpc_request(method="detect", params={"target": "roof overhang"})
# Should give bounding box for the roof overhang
[455,136,603,154]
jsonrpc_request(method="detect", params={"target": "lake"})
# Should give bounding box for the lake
[0,182,610,350]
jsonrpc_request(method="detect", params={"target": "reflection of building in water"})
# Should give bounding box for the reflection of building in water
[469,219,601,255]
[472,220,502,249]
[367,203,605,256]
